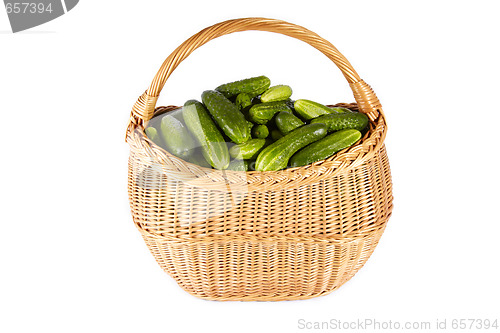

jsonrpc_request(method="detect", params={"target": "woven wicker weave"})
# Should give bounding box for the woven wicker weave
[126,17,393,301]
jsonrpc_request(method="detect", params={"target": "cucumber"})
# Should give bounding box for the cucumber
[310,112,369,132]
[160,113,197,159]
[255,123,327,171]
[260,85,293,103]
[146,114,162,132]
[235,93,252,111]
[290,129,362,167]
[275,111,304,134]
[251,124,269,139]
[271,129,284,141]
[330,107,353,113]
[248,100,291,124]
[182,100,230,169]
[215,75,271,99]
[145,127,162,147]
[186,148,212,168]
[149,108,183,129]
[241,121,254,139]
[294,99,347,120]
[201,90,251,144]
[229,138,268,160]
[227,159,250,171]
[227,159,258,171]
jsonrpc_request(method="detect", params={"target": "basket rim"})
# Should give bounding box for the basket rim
[127,102,387,192]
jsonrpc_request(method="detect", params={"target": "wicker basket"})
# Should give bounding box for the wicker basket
[126,17,393,301]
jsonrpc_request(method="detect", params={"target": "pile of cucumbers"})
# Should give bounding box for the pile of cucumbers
[145,75,369,172]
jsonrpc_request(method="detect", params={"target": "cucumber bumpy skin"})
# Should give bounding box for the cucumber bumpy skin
[248,100,291,124]
[201,90,251,144]
[290,129,362,168]
[251,124,269,139]
[235,93,253,111]
[310,112,369,132]
[145,127,162,146]
[260,85,293,103]
[294,99,347,120]
[160,113,197,159]
[255,123,327,171]
[183,100,230,170]
[275,111,304,134]
[215,75,271,99]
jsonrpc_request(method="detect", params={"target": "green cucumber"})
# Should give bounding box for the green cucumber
[271,129,284,141]
[275,111,304,134]
[235,93,252,111]
[160,113,196,159]
[248,100,291,124]
[145,127,162,146]
[149,108,183,129]
[290,129,362,167]
[182,100,230,169]
[330,107,353,113]
[255,123,327,171]
[226,159,258,171]
[251,124,269,139]
[227,159,250,171]
[294,99,347,120]
[310,112,369,132]
[247,120,254,132]
[186,148,212,168]
[215,75,271,99]
[146,114,162,131]
[260,85,293,103]
[201,90,251,144]
[229,138,268,160]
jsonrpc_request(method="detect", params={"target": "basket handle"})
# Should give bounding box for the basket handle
[127,17,383,132]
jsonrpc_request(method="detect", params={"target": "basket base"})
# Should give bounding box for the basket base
[178,284,342,302]
[141,226,386,301]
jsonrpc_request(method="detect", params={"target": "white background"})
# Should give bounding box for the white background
[1,1,499,332]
